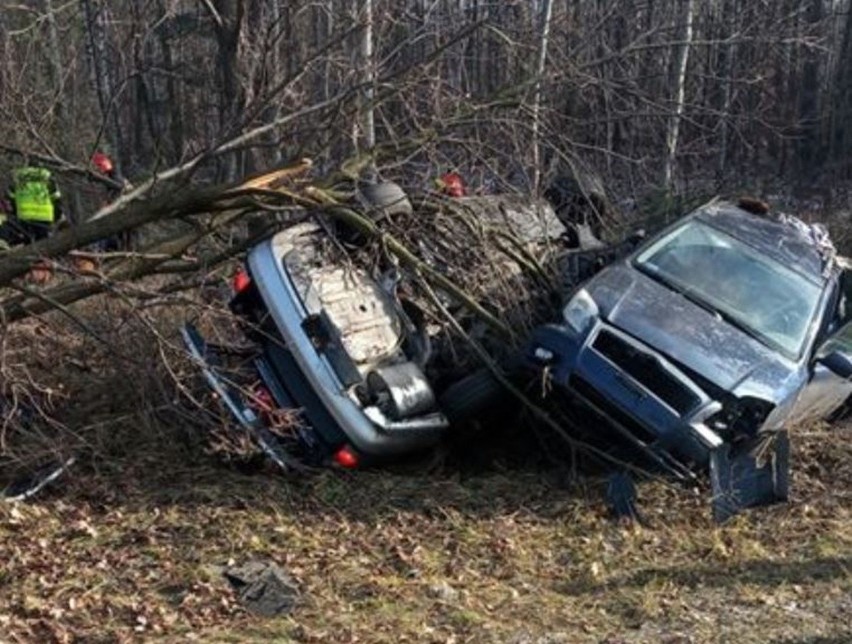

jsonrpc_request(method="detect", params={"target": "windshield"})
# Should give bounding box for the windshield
[634,220,823,357]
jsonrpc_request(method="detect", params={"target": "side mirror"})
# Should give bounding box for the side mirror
[627,229,647,246]
[817,350,852,380]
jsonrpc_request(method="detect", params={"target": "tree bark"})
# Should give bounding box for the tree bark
[531,0,554,194]
[211,0,246,181]
[830,4,852,175]
[356,0,376,172]
[43,0,69,158]
[81,0,125,174]
[795,0,823,182]
[663,0,695,190]
[715,0,736,185]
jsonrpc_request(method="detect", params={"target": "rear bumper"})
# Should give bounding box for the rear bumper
[180,324,305,470]
[525,322,723,467]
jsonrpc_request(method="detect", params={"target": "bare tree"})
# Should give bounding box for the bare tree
[1,0,849,214]
[358,0,376,155]
[531,0,554,194]
[663,0,695,190]
[81,0,125,172]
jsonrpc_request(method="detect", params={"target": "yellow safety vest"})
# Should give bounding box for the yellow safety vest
[11,168,58,223]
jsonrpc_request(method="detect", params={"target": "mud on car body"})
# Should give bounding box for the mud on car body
[526,200,852,472]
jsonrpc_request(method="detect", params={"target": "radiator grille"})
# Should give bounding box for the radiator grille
[592,330,699,415]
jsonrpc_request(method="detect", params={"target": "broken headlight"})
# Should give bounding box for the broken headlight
[706,397,775,438]
[562,289,598,335]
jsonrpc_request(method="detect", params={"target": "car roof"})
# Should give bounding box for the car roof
[692,201,833,283]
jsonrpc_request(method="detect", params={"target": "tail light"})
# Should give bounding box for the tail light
[232,268,251,294]
[250,384,274,413]
[332,445,360,469]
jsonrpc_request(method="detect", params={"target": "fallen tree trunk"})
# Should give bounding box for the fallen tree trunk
[1,209,251,322]
[0,163,539,346]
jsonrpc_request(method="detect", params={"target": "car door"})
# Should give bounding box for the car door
[789,318,852,425]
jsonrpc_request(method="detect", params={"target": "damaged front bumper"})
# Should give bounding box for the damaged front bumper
[181,324,305,471]
[525,322,789,519]
[527,322,724,471]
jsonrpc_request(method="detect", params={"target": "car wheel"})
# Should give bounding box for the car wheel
[828,395,852,422]
[358,181,413,220]
[438,368,505,426]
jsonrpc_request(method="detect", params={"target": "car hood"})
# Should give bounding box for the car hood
[585,264,797,400]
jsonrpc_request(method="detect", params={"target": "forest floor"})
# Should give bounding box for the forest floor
[1,416,850,643]
[1,212,851,643]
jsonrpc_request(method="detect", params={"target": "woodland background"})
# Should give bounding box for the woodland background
[3,0,852,216]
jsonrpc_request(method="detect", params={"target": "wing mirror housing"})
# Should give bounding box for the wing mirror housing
[817,350,852,380]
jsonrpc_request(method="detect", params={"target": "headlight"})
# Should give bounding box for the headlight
[562,289,599,334]
[706,397,774,437]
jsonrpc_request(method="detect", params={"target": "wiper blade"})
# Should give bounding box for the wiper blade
[635,263,768,345]
[675,285,770,345]
[705,303,766,344]
[634,264,713,316]
[633,262,679,293]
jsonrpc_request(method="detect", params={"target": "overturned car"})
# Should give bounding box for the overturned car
[184,218,447,469]
[181,186,594,469]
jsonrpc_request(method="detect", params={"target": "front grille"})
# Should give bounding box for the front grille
[592,330,699,415]
[570,375,657,445]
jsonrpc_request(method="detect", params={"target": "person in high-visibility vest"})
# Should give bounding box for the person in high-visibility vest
[0,166,63,250]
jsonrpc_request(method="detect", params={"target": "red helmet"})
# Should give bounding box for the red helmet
[437,172,465,198]
[91,152,114,175]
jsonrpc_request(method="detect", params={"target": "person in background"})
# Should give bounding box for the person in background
[90,151,133,253]
[0,166,63,283]
[435,171,465,198]
[0,165,62,249]
[91,151,114,180]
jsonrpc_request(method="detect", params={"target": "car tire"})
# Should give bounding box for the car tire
[828,395,852,422]
[438,368,505,426]
[358,181,413,220]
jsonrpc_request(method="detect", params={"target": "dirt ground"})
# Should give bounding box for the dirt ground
[0,415,850,643]
[0,288,850,643]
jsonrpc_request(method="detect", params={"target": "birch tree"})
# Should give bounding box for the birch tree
[354,0,376,165]
[531,0,554,194]
[663,0,695,190]
[715,0,736,185]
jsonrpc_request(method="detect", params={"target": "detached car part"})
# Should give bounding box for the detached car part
[710,430,790,523]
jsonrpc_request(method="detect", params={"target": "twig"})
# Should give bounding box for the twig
[4,456,76,503]
[8,282,112,346]
[411,269,663,480]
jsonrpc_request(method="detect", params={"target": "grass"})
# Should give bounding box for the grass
[1,292,850,642]
[1,420,850,643]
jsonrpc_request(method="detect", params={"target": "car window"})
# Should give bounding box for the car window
[635,221,823,358]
